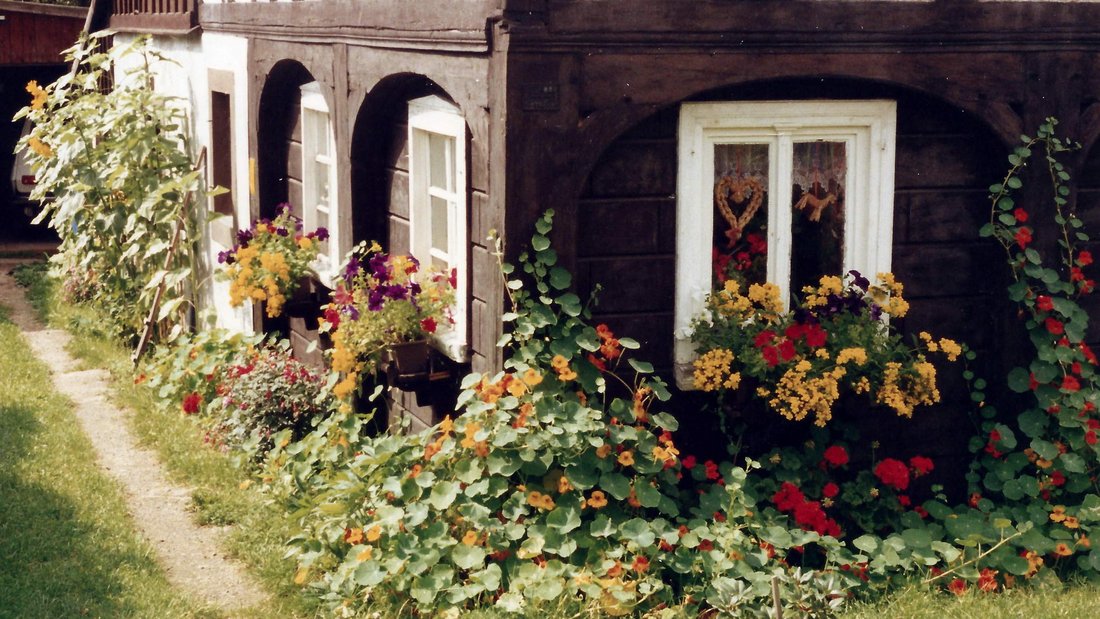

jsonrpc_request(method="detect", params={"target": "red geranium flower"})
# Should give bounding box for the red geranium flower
[420,316,438,333]
[1036,295,1054,312]
[804,323,827,347]
[909,456,935,476]
[182,392,202,415]
[761,346,780,368]
[777,339,797,361]
[822,482,839,498]
[704,460,720,481]
[754,330,777,348]
[874,458,911,491]
[823,445,849,467]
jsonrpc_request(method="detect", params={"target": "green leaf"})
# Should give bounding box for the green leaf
[628,359,654,374]
[1007,367,1032,393]
[546,503,582,533]
[853,535,879,554]
[353,560,386,586]
[429,481,460,510]
[451,544,487,570]
[1018,409,1049,438]
[549,267,571,290]
[634,482,662,508]
[600,472,631,500]
[590,515,615,537]
[620,518,656,547]
[531,234,551,251]
[1062,453,1086,474]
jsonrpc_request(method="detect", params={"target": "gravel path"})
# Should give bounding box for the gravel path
[0,260,268,613]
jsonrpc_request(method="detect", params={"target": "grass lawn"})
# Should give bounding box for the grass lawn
[13,262,316,618]
[0,311,213,618]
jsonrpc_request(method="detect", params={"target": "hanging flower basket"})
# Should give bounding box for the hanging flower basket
[385,339,432,380]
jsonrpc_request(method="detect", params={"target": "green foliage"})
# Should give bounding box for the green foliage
[15,33,208,343]
[143,328,263,417]
[273,210,853,616]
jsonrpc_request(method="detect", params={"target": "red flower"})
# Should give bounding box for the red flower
[1029,373,1040,391]
[1050,470,1066,487]
[761,346,780,368]
[697,539,714,552]
[1015,227,1033,249]
[948,578,968,597]
[1045,318,1065,335]
[1062,375,1081,392]
[897,494,911,507]
[1036,295,1054,312]
[681,455,697,470]
[1082,343,1098,366]
[631,555,650,574]
[874,458,911,491]
[914,505,929,519]
[420,316,437,333]
[587,353,607,372]
[1071,267,1085,282]
[804,323,828,348]
[823,445,849,468]
[704,460,720,481]
[1014,208,1029,222]
[784,323,806,341]
[822,482,839,498]
[1080,250,1094,266]
[772,482,806,512]
[777,339,797,362]
[909,456,935,476]
[969,492,982,508]
[753,330,777,348]
[978,568,998,593]
[182,392,202,415]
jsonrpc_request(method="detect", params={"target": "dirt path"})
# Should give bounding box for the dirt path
[0,260,268,613]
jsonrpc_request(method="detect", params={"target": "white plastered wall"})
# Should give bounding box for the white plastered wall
[112,32,253,334]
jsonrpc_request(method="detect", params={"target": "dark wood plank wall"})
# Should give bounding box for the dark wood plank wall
[0,7,85,66]
[1075,144,1100,347]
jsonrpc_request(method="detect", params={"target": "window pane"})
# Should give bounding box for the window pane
[429,133,452,191]
[712,144,769,289]
[315,210,329,255]
[790,141,846,296]
[431,195,449,254]
[306,109,330,158]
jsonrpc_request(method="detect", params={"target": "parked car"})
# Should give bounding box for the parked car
[10,117,45,228]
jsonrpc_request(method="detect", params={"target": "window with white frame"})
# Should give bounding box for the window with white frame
[300,81,338,282]
[408,95,468,360]
[674,100,897,388]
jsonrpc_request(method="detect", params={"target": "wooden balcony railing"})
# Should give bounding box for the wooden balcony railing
[109,0,198,34]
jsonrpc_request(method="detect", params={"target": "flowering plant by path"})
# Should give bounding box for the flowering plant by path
[218,205,327,318]
[320,242,455,399]
[690,272,960,426]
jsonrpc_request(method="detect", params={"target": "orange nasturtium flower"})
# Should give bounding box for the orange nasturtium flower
[365,525,382,542]
[617,450,635,467]
[587,490,608,509]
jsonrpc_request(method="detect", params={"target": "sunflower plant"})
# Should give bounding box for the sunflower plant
[218,205,327,318]
[689,271,961,427]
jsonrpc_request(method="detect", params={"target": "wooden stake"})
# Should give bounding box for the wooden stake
[771,575,783,619]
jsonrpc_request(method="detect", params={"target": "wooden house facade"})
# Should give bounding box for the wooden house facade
[104,0,1100,479]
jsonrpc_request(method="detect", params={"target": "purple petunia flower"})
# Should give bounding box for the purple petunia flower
[275,227,289,237]
[368,287,386,311]
[218,250,234,264]
[847,270,870,292]
[236,229,253,245]
[369,253,390,281]
[315,227,329,241]
[343,255,360,283]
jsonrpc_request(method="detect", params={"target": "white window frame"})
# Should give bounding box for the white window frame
[408,95,468,362]
[300,81,339,285]
[674,100,897,389]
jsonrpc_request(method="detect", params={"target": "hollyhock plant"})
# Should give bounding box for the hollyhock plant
[319,241,455,398]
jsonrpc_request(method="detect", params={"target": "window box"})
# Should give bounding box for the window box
[674,100,897,389]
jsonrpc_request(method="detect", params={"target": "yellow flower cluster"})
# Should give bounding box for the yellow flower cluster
[227,245,294,317]
[875,360,940,417]
[710,280,783,323]
[871,272,909,318]
[769,360,847,426]
[835,347,868,366]
[27,137,52,158]
[919,332,963,362]
[692,348,741,392]
[802,275,844,308]
[26,80,47,109]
